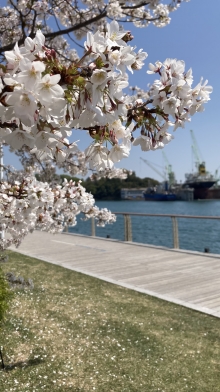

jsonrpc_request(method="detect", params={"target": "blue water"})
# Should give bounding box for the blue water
[68,200,220,254]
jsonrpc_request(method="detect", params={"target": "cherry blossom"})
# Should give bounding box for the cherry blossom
[0,2,213,249]
[0,24,212,175]
[0,2,189,60]
[0,172,116,250]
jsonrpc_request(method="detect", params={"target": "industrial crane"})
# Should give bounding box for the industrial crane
[191,145,200,169]
[162,151,176,185]
[140,157,166,181]
[190,130,205,173]
[191,130,220,181]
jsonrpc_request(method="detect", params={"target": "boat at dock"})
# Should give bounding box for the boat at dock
[143,183,178,201]
[183,162,216,199]
[143,191,177,201]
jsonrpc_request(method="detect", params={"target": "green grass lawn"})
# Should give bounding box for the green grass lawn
[0,251,220,392]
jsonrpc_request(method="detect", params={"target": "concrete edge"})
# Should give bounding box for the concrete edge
[11,249,220,319]
[62,231,220,259]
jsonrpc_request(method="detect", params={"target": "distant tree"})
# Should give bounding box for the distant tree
[82,172,159,200]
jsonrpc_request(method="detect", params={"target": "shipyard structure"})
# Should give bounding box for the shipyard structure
[121,166,217,201]
[180,130,218,200]
[121,184,195,201]
[182,162,216,200]
[121,131,219,201]
[122,142,218,201]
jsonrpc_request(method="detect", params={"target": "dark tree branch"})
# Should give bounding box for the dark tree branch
[0,9,107,54]
[8,0,26,39]
[30,9,38,38]
[0,39,24,54]
[0,0,169,55]
[121,1,150,10]
[45,9,107,39]
[67,33,84,50]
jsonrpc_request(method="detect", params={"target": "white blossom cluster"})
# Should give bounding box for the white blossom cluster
[0,1,189,60]
[90,168,129,181]
[11,145,130,182]
[0,22,147,170]
[0,175,116,250]
[132,59,212,151]
[148,59,212,124]
[0,20,212,176]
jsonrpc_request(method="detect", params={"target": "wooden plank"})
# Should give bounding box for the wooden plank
[170,284,220,301]
[193,292,220,304]
[137,274,216,291]
[196,298,220,308]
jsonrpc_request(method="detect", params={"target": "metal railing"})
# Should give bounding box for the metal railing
[89,213,220,249]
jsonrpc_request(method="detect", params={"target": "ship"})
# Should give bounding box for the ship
[143,182,178,201]
[183,162,216,199]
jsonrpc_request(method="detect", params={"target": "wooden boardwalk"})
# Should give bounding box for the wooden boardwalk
[10,231,220,318]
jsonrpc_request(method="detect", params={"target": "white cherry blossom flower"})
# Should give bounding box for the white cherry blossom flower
[0,127,12,142]
[133,135,152,151]
[162,133,174,144]
[33,29,46,49]
[117,46,136,74]
[108,50,121,66]
[109,144,130,163]
[4,43,23,70]
[5,90,38,126]
[91,69,108,85]
[16,59,45,90]
[151,140,165,150]
[35,132,51,149]
[37,74,64,105]
[163,97,180,116]
[147,61,162,74]
[4,129,35,149]
[170,79,191,99]
[106,20,127,46]
[85,143,110,170]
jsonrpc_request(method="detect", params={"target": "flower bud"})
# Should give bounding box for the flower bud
[122,32,134,42]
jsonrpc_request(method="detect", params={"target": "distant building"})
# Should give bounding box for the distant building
[121,188,145,200]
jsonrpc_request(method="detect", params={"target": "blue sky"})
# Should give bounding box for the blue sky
[3,0,220,182]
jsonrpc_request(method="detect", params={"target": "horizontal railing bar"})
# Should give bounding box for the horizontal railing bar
[112,212,220,220]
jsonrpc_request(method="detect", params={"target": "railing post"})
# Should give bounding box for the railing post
[172,216,179,249]
[124,214,132,242]
[124,215,128,241]
[127,215,132,242]
[91,217,96,237]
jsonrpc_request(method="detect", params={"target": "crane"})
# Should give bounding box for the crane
[190,130,206,175]
[140,157,166,181]
[191,145,200,169]
[162,151,176,185]
[190,130,204,167]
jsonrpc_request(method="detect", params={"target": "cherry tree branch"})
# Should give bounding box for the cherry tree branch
[121,2,150,10]
[0,9,107,54]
